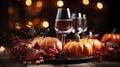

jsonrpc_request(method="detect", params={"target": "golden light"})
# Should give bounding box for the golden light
[82,0,89,5]
[57,0,64,7]
[42,21,49,28]
[97,2,103,9]
[28,21,33,26]
[0,46,5,52]
[26,21,33,28]
[36,1,43,7]
[25,0,32,6]
[15,23,22,30]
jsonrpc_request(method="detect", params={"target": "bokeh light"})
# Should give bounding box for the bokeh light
[57,0,64,7]
[97,2,103,9]
[36,1,43,7]
[42,21,49,28]
[15,23,22,30]
[82,0,89,5]
[25,0,32,6]
[26,21,33,28]
[0,46,5,52]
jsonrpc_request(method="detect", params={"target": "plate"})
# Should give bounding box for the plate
[43,56,93,64]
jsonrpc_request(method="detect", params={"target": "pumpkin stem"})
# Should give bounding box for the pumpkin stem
[42,28,50,38]
[75,33,80,42]
[88,31,92,39]
[112,28,116,33]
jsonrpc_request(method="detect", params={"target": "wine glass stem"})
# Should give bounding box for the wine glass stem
[61,33,67,46]
[75,32,80,42]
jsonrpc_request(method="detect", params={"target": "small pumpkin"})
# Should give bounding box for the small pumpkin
[80,38,102,51]
[80,31,102,51]
[101,33,120,44]
[63,32,103,58]
[30,37,62,50]
[63,41,93,58]
[29,29,62,50]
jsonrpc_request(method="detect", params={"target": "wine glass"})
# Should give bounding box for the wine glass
[71,13,83,41]
[55,8,73,45]
[72,13,88,40]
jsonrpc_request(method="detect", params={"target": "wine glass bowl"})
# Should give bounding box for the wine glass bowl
[81,14,88,33]
[55,8,73,45]
[72,13,88,33]
[72,13,83,34]
[55,19,73,34]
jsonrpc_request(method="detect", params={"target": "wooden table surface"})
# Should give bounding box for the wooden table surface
[1,56,120,67]
[0,47,120,67]
[27,61,120,67]
[1,59,120,67]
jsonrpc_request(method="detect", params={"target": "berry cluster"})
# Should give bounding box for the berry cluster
[10,41,72,63]
[8,33,24,47]
[93,41,120,62]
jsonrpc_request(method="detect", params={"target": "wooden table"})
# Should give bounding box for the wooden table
[0,47,120,67]
[1,58,120,67]
[1,53,120,67]
[27,61,120,67]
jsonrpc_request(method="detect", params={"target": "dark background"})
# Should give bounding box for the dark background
[0,0,120,35]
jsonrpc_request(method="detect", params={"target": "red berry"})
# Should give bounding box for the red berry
[39,49,46,55]
[49,48,56,53]
[27,53,36,61]
[49,53,56,57]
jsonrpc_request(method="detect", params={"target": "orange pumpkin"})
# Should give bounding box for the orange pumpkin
[13,37,62,51]
[63,41,93,58]
[30,37,62,50]
[101,33,120,44]
[80,38,102,51]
